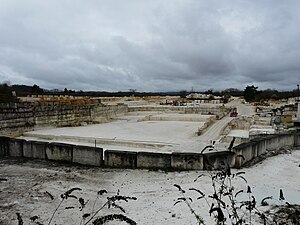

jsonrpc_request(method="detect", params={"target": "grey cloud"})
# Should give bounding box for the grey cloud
[0,0,300,91]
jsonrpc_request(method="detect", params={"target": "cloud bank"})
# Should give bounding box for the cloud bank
[0,0,300,91]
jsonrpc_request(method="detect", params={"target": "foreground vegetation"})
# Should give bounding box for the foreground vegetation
[16,188,137,225]
[174,166,300,224]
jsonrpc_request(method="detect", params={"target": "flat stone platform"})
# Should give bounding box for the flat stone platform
[22,113,213,153]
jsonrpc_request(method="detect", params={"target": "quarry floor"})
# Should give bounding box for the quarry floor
[1,149,300,225]
[23,113,217,153]
[22,99,260,154]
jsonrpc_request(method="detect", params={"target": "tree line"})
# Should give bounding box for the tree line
[0,83,299,103]
[242,85,300,102]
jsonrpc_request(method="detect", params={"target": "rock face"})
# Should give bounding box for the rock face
[220,116,251,138]
[297,102,300,121]
[0,102,128,136]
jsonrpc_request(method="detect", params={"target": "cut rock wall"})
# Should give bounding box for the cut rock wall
[0,102,128,136]
[128,106,230,118]
[221,116,253,136]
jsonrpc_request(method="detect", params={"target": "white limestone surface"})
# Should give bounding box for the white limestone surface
[25,120,205,146]
[250,125,276,135]
[227,129,249,138]
[146,114,214,122]
[1,149,299,225]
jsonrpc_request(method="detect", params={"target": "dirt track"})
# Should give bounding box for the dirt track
[196,98,255,150]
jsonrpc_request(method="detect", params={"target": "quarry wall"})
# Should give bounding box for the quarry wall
[2,133,299,170]
[128,105,230,118]
[221,116,253,136]
[0,102,128,136]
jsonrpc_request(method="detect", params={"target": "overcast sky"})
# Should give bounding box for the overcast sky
[0,0,299,92]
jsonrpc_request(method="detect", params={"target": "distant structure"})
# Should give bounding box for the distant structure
[186,93,223,104]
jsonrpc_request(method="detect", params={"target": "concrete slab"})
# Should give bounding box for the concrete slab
[73,145,103,166]
[32,141,47,159]
[105,150,137,168]
[46,143,73,162]
[9,139,23,157]
[137,152,171,169]
[23,140,33,158]
[171,153,203,170]
[0,136,9,156]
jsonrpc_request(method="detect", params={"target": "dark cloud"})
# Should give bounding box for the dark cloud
[0,0,300,91]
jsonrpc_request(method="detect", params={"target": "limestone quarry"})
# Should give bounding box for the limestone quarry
[1,94,300,224]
